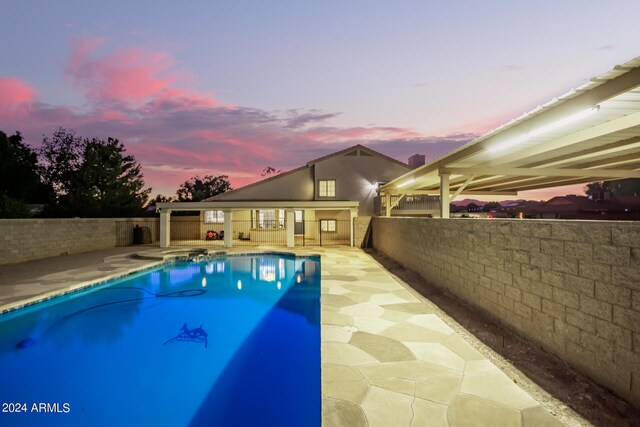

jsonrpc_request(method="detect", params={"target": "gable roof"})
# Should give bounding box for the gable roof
[306,144,409,168]
[204,144,408,201]
[203,164,308,201]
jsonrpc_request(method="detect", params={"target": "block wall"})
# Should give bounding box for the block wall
[0,218,158,265]
[354,216,372,248]
[372,217,640,406]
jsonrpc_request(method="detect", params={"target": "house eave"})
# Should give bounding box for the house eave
[156,200,360,212]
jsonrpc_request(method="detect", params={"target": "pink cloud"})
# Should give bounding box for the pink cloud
[300,126,422,143]
[0,37,472,198]
[190,129,276,160]
[65,36,216,107]
[0,77,36,121]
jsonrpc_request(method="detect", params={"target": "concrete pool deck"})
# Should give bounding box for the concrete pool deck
[0,246,581,426]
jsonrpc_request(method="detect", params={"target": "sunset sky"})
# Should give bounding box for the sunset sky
[2,1,640,200]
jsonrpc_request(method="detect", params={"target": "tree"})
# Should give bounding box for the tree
[67,137,151,217]
[176,175,232,202]
[147,194,177,206]
[0,130,51,217]
[39,128,83,200]
[466,202,480,212]
[261,166,283,177]
[585,179,640,199]
[482,202,501,212]
[38,129,151,217]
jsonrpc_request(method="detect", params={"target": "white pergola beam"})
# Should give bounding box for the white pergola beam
[441,167,640,179]
[449,175,476,202]
[489,111,640,167]
[384,189,518,196]
[524,137,640,169]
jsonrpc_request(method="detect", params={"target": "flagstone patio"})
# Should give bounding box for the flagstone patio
[317,248,569,427]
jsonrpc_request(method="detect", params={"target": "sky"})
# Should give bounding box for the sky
[2,1,640,201]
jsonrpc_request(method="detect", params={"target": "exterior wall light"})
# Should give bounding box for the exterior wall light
[487,105,600,153]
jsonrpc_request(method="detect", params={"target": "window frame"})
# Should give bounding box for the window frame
[252,209,285,229]
[320,219,337,233]
[204,210,225,223]
[318,179,336,198]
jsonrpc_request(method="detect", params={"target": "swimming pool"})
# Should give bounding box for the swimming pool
[0,253,321,427]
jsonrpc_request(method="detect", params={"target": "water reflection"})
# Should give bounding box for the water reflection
[3,254,320,353]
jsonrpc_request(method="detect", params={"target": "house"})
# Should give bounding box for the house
[155,144,410,248]
[531,194,640,220]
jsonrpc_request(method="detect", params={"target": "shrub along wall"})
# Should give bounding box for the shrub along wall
[372,216,640,406]
[0,218,159,265]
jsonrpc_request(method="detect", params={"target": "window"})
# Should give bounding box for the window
[318,179,336,197]
[204,210,225,223]
[259,210,275,228]
[320,219,337,232]
[254,210,285,228]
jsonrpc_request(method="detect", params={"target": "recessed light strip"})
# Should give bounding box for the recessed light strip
[397,178,415,188]
[487,105,600,153]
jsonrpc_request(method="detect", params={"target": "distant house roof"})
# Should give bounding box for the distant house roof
[533,194,636,213]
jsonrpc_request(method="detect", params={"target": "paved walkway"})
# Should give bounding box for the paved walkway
[0,247,163,313]
[0,246,573,426]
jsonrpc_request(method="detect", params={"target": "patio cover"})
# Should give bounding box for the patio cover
[155,200,359,248]
[380,56,640,217]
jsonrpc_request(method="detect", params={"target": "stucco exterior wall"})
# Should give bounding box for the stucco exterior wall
[314,152,409,216]
[0,218,158,265]
[371,217,640,406]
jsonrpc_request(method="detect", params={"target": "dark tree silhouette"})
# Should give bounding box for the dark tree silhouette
[261,166,283,177]
[482,202,501,212]
[39,128,151,217]
[585,179,640,198]
[39,128,83,199]
[176,175,232,202]
[147,194,177,206]
[67,137,151,217]
[0,130,51,217]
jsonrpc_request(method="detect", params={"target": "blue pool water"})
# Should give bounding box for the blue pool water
[0,254,321,427]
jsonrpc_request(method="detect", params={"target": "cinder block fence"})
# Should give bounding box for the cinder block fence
[372,217,640,406]
[0,218,159,265]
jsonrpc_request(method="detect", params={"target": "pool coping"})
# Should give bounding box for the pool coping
[0,247,321,315]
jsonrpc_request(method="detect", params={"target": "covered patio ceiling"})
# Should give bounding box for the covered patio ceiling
[381,56,640,216]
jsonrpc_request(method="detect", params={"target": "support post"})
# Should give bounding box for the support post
[223,210,233,248]
[350,208,358,247]
[385,192,391,217]
[159,210,171,248]
[440,174,450,219]
[286,210,295,248]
